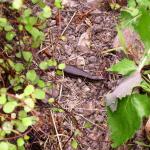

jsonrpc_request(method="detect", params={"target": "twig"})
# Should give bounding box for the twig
[74,113,105,131]
[50,110,63,150]
[61,11,77,36]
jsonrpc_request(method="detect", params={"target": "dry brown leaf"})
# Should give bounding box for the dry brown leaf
[78,28,91,49]
[105,71,142,111]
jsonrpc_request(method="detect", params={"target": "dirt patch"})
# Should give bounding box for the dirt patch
[30,1,147,150]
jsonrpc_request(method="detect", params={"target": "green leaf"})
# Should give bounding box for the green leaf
[23,9,32,17]
[22,51,33,62]
[47,59,57,66]
[24,85,35,96]
[8,143,17,150]
[24,98,35,112]
[34,89,45,100]
[17,138,25,147]
[108,94,150,148]
[71,139,78,149]
[25,25,44,48]
[6,31,16,41]
[4,25,13,31]
[0,142,9,150]
[133,8,150,49]
[14,63,25,72]
[37,80,46,88]
[32,0,40,4]
[3,101,18,114]
[18,110,27,119]
[54,0,63,9]
[108,58,137,75]
[22,116,37,127]
[40,6,52,19]
[0,94,7,105]
[12,0,23,9]
[48,98,55,103]
[2,121,13,134]
[58,63,66,70]
[83,121,93,129]
[13,120,28,133]
[39,61,48,70]
[140,81,150,92]
[0,18,7,27]
[26,70,37,82]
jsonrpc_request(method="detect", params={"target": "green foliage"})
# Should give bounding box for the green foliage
[107,1,150,148]
[108,58,137,75]
[54,0,63,9]
[71,139,78,149]
[108,94,150,148]
[0,0,62,148]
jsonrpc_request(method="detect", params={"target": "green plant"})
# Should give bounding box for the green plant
[0,0,65,149]
[106,0,150,148]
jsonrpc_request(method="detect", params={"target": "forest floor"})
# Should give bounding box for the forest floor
[6,1,147,150]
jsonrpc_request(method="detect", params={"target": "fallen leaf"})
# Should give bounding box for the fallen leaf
[78,28,91,49]
[105,71,142,111]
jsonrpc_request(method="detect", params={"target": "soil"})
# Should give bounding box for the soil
[30,1,148,150]
[0,0,148,150]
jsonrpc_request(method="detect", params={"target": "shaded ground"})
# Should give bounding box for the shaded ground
[1,1,147,150]
[31,1,119,150]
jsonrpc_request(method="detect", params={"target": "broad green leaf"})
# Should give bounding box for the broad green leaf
[58,63,66,70]
[25,25,44,48]
[3,101,18,113]
[47,59,57,66]
[13,120,28,133]
[22,51,33,62]
[26,70,37,82]
[0,18,7,27]
[24,85,35,96]
[133,8,150,49]
[18,110,27,119]
[22,116,37,127]
[8,143,17,150]
[2,121,13,134]
[17,138,25,147]
[23,9,32,17]
[37,80,46,88]
[71,139,78,149]
[54,0,63,9]
[39,61,48,70]
[14,63,25,72]
[6,31,16,41]
[40,6,52,19]
[0,142,9,150]
[108,58,137,75]
[12,0,23,9]
[0,94,7,105]
[4,25,13,31]
[108,94,150,148]
[34,89,45,100]
[140,81,150,92]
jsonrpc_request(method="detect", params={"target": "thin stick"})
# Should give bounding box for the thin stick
[61,11,77,36]
[74,113,105,131]
[101,46,123,54]
[50,111,63,150]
